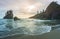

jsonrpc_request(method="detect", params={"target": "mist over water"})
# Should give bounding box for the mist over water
[0,19,60,38]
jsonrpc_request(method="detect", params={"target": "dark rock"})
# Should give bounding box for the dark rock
[14,16,20,21]
[45,2,60,20]
[3,10,13,19]
[30,10,46,20]
[30,2,60,20]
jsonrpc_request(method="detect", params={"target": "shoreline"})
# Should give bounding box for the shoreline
[1,28,60,39]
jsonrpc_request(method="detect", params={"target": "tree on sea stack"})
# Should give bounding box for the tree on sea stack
[3,10,13,19]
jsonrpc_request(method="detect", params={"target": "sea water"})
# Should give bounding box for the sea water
[0,19,60,38]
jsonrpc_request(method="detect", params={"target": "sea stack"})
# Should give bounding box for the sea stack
[3,10,13,19]
[14,16,20,21]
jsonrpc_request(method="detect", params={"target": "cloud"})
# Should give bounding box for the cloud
[0,0,52,9]
[0,0,60,18]
[0,0,59,10]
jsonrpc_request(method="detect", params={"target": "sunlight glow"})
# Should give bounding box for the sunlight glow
[27,5,36,12]
[14,13,36,18]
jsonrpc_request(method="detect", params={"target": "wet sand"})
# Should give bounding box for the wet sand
[1,28,60,39]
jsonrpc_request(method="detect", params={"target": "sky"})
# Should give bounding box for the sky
[0,0,60,18]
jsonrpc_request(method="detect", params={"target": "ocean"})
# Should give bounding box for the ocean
[0,19,60,38]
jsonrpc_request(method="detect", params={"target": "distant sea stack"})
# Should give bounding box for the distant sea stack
[3,10,13,19]
[30,2,60,20]
[14,16,20,21]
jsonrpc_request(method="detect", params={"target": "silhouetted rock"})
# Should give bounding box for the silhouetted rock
[3,10,13,19]
[14,16,20,21]
[45,2,60,19]
[30,2,60,20]
[30,10,46,19]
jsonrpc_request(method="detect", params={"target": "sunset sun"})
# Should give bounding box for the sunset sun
[27,5,36,12]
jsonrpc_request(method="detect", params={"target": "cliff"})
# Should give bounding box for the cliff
[30,2,60,20]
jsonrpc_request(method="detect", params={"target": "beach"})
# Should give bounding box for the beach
[1,28,60,39]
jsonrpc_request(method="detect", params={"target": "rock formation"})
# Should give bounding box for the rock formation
[45,2,60,19]
[3,10,20,21]
[3,10,13,19]
[14,16,20,21]
[30,2,60,20]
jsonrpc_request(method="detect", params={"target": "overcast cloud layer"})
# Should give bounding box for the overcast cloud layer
[0,0,60,18]
[0,0,60,10]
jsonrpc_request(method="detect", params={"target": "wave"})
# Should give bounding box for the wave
[0,19,60,38]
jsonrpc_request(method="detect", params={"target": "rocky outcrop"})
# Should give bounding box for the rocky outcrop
[14,16,20,21]
[3,10,13,19]
[45,2,60,19]
[3,10,20,21]
[30,10,46,19]
[30,2,60,20]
